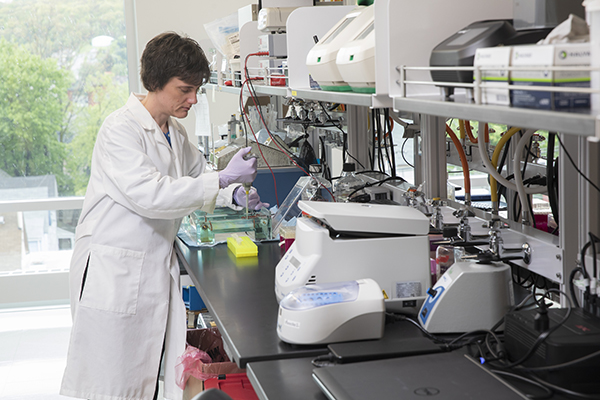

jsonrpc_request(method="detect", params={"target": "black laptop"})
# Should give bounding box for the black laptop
[327,318,443,363]
[312,351,528,400]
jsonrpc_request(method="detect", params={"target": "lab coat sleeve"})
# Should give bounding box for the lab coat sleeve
[217,184,242,209]
[97,118,220,220]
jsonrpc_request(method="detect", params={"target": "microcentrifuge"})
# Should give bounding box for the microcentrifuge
[277,279,385,345]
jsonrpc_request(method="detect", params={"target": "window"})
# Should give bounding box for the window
[0,0,129,275]
[59,238,73,251]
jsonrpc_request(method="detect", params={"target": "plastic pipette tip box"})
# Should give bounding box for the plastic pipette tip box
[227,235,258,258]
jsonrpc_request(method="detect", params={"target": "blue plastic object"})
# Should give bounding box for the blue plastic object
[253,167,305,208]
[183,285,206,311]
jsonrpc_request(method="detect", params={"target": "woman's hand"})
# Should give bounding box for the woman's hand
[233,186,269,210]
[218,147,257,188]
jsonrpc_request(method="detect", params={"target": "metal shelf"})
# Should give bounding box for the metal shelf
[206,83,289,98]
[206,83,597,136]
[253,85,288,97]
[205,83,241,95]
[290,88,373,107]
[206,83,374,106]
[393,94,597,137]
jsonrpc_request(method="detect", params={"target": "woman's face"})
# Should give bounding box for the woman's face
[155,77,201,119]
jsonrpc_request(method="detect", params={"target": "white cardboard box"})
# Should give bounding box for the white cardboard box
[474,46,512,106]
[510,43,590,110]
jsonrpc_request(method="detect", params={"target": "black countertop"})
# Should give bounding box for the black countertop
[247,357,329,400]
[176,238,572,400]
[176,239,329,368]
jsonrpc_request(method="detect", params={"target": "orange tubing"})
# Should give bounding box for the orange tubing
[445,124,471,203]
[463,121,489,144]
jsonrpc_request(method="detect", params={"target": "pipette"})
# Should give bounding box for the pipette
[242,152,258,218]
[243,182,252,218]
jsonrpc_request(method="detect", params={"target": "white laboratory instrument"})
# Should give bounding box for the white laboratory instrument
[275,201,431,313]
[277,279,385,345]
[377,0,513,97]
[335,6,375,93]
[306,5,373,91]
[257,7,297,33]
[418,261,514,333]
[258,34,287,58]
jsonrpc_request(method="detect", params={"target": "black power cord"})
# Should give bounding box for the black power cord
[546,133,559,227]
[556,134,600,194]
[346,176,407,202]
[401,137,414,168]
[311,353,336,368]
[318,101,365,169]
[579,232,600,313]
[385,108,397,177]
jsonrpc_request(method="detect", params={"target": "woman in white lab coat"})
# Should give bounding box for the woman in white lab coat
[60,32,266,400]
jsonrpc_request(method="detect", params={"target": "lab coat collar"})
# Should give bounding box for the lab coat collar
[127,93,158,131]
[127,93,180,153]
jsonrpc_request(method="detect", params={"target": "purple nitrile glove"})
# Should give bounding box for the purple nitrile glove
[218,147,258,188]
[233,186,270,211]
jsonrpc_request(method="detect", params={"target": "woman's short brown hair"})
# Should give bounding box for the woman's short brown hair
[140,32,210,92]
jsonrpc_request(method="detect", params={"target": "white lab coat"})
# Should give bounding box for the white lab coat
[60,94,236,400]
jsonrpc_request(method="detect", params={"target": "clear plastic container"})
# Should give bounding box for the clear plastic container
[435,245,455,279]
[279,224,296,252]
[280,281,360,311]
[302,164,334,202]
[272,176,311,236]
[334,163,364,202]
[179,207,272,245]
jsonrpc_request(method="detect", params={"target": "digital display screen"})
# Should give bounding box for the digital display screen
[446,27,488,46]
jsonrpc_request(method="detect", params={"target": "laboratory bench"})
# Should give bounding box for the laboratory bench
[175,239,573,400]
[175,239,440,398]
[175,239,439,368]
[175,239,329,368]
[246,357,327,400]
[245,319,444,400]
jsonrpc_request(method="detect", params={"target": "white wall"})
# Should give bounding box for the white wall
[127,0,253,143]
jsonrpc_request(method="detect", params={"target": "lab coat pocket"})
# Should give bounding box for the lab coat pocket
[79,244,145,315]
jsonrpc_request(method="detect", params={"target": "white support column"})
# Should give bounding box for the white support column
[559,134,582,297]
[587,138,600,237]
[346,105,370,171]
[420,115,447,199]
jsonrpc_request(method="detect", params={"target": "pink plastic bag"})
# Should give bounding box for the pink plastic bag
[174,345,214,390]
[175,328,243,390]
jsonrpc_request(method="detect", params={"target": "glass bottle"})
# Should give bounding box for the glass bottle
[198,215,214,244]
[302,164,333,202]
[334,163,364,202]
[227,114,238,144]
